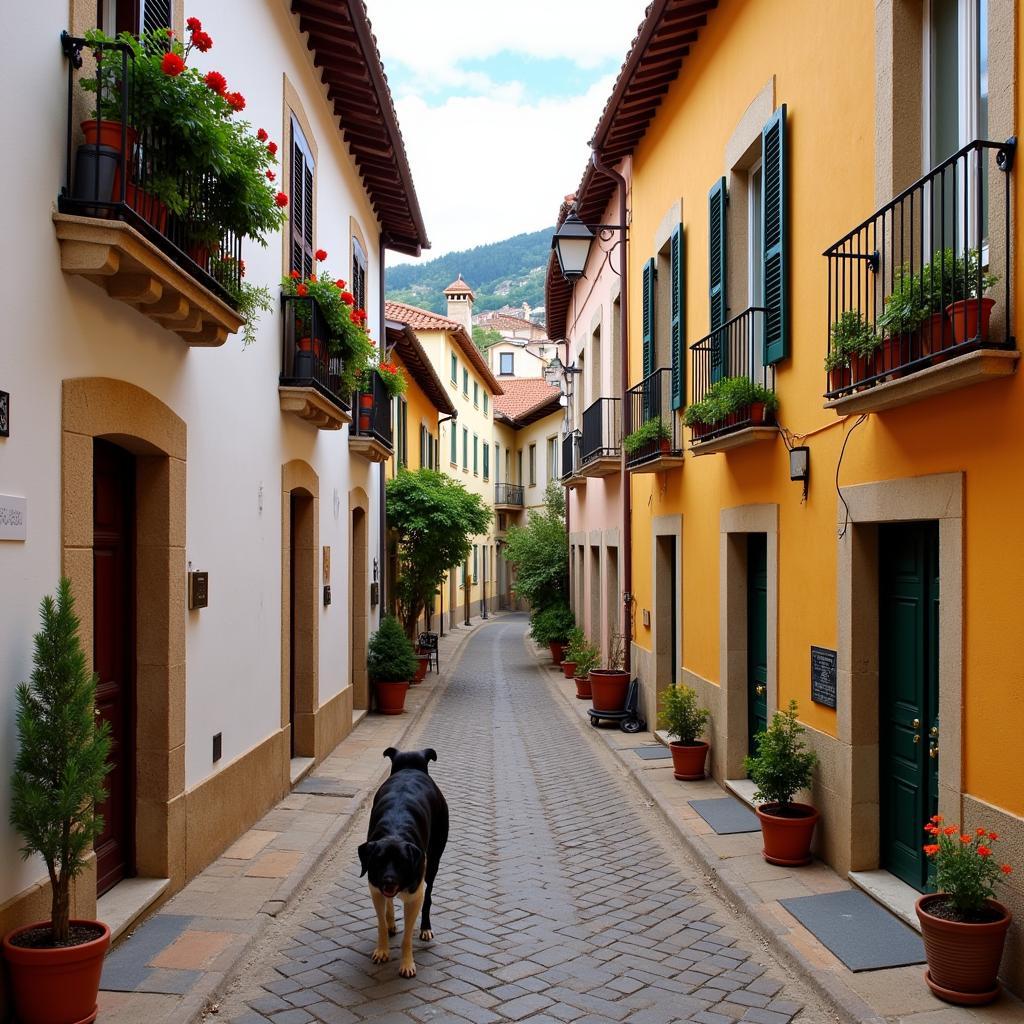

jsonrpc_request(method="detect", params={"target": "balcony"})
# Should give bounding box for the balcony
[559,430,586,488]
[624,369,684,473]
[494,482,525,510]
[279,294,351,430]
[823,138,1018,415]
[54,34,244,346]
[350,370,393,462]
[579,398,621,478]
[688,308,778,456]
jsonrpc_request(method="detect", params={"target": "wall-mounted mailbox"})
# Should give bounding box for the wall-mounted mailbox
[188,570,209,609]
[323,585,332,606]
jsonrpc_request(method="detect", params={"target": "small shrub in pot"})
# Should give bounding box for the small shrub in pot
[658,684,710,780]
[572,639,600,701]
[367,615,417,714]
[529,603,575,664]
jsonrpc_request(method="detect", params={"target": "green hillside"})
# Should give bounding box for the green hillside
[386,227,553,317]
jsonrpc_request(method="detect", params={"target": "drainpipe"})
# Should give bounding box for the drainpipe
[378,233,388,616]
[590,149,630,675]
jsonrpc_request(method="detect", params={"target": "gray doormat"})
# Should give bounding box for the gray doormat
[632,745,673,760]
[779,889,925,972]
[689,797,760,834]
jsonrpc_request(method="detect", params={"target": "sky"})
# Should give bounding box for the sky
[365,0,651,264]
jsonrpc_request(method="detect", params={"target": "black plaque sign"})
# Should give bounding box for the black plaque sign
[0,390,9,437]
[810,645,837,708]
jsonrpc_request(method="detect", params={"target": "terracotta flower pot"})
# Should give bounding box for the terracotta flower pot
[574,675,592,700]
[748,401,766,425]
[827,366,852,394]
[589,669,629,712]
[561,660,577,680]
[947,298,995,347]
[880,335,906,379]
[375,680,409,715]
[297,336,314,352]
[755,802,819,866]
[670,741,709,781]
[359,391,374,432]
[549,641,565,665]
[411,655,429,684]
[2,919,110,1024]
[659,438,671,453]
[850,351,873,387]
[916,895,1011,1005]
[81,119,136,152]
[922,311,953,361]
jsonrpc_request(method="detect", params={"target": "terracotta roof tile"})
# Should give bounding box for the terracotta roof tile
[444,274,475,297]
[493,378,562,426]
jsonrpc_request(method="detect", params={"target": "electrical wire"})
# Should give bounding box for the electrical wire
[836,414,868,539]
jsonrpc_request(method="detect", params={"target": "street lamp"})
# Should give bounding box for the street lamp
[550,211,595,281]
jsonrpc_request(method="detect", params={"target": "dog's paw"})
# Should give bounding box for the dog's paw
[398,959,417,978]
[419,929,434,941]
[371,947,390,964]
[388,925,398,936]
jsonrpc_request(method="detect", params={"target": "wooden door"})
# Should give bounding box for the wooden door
[879,522,940,891]
[747,534,768,753]
[93,439,136,895]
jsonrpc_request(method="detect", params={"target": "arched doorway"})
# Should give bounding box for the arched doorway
[350,503,369,710]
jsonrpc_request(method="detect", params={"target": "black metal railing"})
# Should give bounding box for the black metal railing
[280,293,349,410]
[580,397,621,465]
[624,369,683,469]
[351,369,393,449]
[559,430,581,481]
[58,32,241,307]
[494,482,524,507]
[824,138,1015,398]
[690,307,776,441]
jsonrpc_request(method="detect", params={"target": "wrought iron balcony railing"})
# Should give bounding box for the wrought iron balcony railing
[494,482,524,507]
[280,293,349,412]
[351,368,394,450]
[624,368,683,469]
[58,33,241,307]
[559,430,581,481]
[580,397,621,465]
[690,307,776,441]
[824,138,1015,398]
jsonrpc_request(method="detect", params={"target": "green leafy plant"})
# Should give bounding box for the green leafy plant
[367,614,418,682]
[658,684,710,745]
[573,640,600,680]
[876,264,929,338]
[743,699,818,811]
[684,376,779,425]
[387,469,492,638]
[502,483,568,611]
[623,417,670,453]
[209,254,272,347]
[374,360,407,398]
[923,817,1013,919]
[9,580,112,944]
[529,603,575,646]
[825,310,880,372]
[563,627,587,663]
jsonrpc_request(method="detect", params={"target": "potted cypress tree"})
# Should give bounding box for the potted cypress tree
[658,684,711,780]
[744,700,819,865]
[3,580,112,1024]
[367,615,417,715]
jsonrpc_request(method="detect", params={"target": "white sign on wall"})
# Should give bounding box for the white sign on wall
[0,495,27,541]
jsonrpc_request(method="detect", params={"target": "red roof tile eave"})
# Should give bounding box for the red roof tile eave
[385,321,457,417]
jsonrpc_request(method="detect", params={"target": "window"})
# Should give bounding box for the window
[546,436,557,482]
[516,449,522,484]
[474,381,479,407]
[528,444,537,487]
[499,352,514,376]
[462,427,468,470]
[463,368,469,395]
[483,443,490,481]
[473,434,479,475]
[397,399,408,467]
[102,0,171,34]
[351,237,367,313]
[419,424,427,469]
[483,393,489,415]
[450,424,457,464]
[290,118,315,278]
[494,443,500,482]
[450,353,458,383]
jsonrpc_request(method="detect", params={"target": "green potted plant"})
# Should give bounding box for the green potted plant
[658,684,711,780]
[590,633,629,712]
[572,639,600,701]
[367,615,417,714]
[944,247,999,347]
[623,417,671,455]
[744,700,819,865]
[529,603,575,665]
[3,580,112,1024]
[916,818,1013,1005]
[561,626,586,680]
[825,311,880,390]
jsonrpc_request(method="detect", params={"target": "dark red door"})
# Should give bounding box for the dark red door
[93,439,136,895]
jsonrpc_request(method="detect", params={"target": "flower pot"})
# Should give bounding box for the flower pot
[880,335,906,379]
[411,655,429,684]
[827,366,852,394]
[749,401,766,426]
[947,298,995,347]
[574,675,592,700]
[659,438,671,454]
[124,183,168,233]
[589,669,630,712]
[561,660,577,680]
[549,641,565,665]
[81,119,137,152]
[850,351,873,387]
[375,680,409,714]
[669,741,709,781]
[755,802,819,866]
[187,242,210,269]
[2,919,110,1024]
[922,311,953,362]
[916,895,1011,1005]
[359,392,374,432]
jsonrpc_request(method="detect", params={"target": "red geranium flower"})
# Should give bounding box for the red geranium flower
[978,845,992,857]
[192,30,213,52]
[239,259,246,277]
[257,128,268,142]
[204,71,227,95]
[943,826,958,836]
[923,844,940,856]
[226,91,246,112]
[275,192,289,207]
[340,291,355,305]
[289,270,300,279]
[266,170,276,181]
[336,278,347,289]
[296,283,309,297]
[267,141,278,157]
[989,832,999,841]
[309,274,317,283]
[161,52,185,76]
[960,834,973,844]
[165,27,174,37]
[1002,864,1013,874]
[977,827,987,836]
[315,249,328,262]
[186,16,202,31]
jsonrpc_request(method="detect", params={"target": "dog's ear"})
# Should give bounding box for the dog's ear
[382,747,398,762]
[357,841,376,877]
[403,842,425,874]
[423,748,437,763]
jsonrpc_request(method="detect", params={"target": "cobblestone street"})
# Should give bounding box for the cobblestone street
[217,615,825,1024]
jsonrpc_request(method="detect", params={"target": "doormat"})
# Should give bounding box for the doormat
[779,889,925,972]
[688,797,760,834]
[632,745,673,760]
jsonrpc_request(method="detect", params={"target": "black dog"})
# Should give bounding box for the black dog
[358,747,449,977]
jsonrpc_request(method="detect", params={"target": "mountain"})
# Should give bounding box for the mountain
[386,227,554,319]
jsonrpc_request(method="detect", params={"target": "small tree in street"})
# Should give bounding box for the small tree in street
[388,469,492,638]
[503,482,568,611]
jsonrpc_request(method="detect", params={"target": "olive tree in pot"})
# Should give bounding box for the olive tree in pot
[590,633,629,712]
[916,819,1014,1005]
[529,603,575,665]
[658,684,711,780]
[744,700,819,865]
[367,615,418,715]
[3,580,112,1024]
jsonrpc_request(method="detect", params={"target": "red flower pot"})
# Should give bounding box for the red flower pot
[589,669,630,712]
[297,336,314,352]
[187,242,210,269]
[574,675,592,700]
[411,655,429,684]
[561,660,577,680]
[375,680,409,714]
[124,183,168,233]
[916,895,1011,1005]
[850,352,873,387]
[920,311,953,362]
[81,119,136,152]
[749,401,766,425]
[755,802,819,866]
[549,641,564,665]
[879,335,906,378]
[828,366,852,394]
[359,391,374,432]
[669,741,709,781]
[2,920,110,1024]
[659,438,671,453]
[947,298,995,347]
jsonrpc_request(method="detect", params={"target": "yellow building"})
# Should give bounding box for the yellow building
[552,0,1023,990]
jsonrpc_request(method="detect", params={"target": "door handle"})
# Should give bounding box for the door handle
[755,685,765,696]
[913,734,921,744]
[929,745,938,760]
[930,725,939,737]
[912,718,921,729]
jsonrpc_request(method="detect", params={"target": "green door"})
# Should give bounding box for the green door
[747,534,768,753]
[879,523,940,892]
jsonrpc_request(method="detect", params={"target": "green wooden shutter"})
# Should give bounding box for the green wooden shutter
[641,257,656,380]
[708,177,727,382]
[762,104,788,364]
[670,224,685,410]
[450,424,457,463]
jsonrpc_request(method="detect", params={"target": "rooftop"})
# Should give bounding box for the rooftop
[493,378,563,428]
